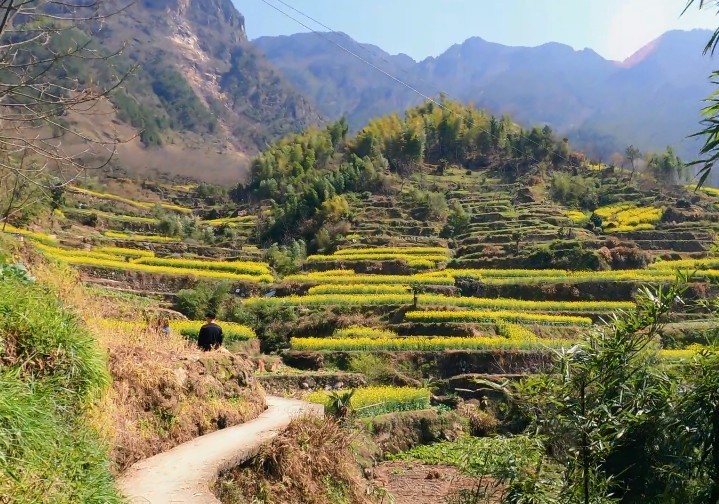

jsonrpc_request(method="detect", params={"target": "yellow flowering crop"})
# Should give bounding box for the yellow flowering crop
[291,336,572,352]
[333,247,450,256]
[566,210,589,225]
[94,246,155,258]
[1,224,57,245]
[132,256,272,276]
[104,231,180,243]
[70,186,192,214]
[306,386,431,417]
[34,243,123,262]
[170,320,256,342]
[307,253,449,264]
[496,321,537,341]
[307,284,410,295]
[405,310,592,326]
[244,293,630,313]
[333,327,398,338]
[282,272,456,286]
[46,255,274,283]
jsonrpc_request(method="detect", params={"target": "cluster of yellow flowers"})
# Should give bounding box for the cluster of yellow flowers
[593,203,663,232]
[566,210,589,225]
[496,321,538,341]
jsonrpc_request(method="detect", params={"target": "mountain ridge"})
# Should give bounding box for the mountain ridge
[253,28,715,162]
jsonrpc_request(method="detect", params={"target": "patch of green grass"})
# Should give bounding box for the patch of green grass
[0,279,121,503]
[388,435,543,477]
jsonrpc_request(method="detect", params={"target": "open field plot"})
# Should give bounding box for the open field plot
[35,243,274,283]
[96,319,256,343]
[69,186,193,214]
[246,292,632,314]
[307,246,452,269]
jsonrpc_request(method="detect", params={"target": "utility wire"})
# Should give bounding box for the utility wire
[271,0,435,92]
[255,0,575,166]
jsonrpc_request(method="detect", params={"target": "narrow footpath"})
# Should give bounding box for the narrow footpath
[117,396,323,504]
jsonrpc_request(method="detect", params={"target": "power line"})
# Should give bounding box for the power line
[271,0,432,90]
[254,0,574,167]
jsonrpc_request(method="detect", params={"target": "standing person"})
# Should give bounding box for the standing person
[197,312,223,351]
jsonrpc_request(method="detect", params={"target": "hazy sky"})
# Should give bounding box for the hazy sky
[237,0,719,62]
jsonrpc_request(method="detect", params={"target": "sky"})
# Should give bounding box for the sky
[236,0,719,62]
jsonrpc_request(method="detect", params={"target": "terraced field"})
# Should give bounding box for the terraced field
[4,166,717,409]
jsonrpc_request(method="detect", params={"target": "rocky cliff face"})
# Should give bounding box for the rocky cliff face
[62,0,322,181]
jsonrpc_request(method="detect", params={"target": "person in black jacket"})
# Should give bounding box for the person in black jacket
[197,312,223,351]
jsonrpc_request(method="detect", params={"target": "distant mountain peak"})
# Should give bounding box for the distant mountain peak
[621,29,713,68]
[621,37,663,68]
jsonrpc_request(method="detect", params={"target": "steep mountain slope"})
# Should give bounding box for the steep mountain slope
[57,0,322,182]
[253,32,422,128]
[254,29,715,161]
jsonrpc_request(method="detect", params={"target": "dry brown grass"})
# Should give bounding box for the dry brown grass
[457,402,499,437]
[28,255,266,472]
[215,416,374,504]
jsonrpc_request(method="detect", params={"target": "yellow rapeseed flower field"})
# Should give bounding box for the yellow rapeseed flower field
[244,293,631,313]
[333,327,398,338]
[131,256,272,276]
[405,310,592,326]
[307,284,410,295]
[306,386,431,417]
[70,186,192,214]
[291,335,573,351]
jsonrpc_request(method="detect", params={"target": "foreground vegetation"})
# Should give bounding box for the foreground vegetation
[0,274,121,503]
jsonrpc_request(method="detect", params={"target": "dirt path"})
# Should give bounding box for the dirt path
[374,461,497,504]
[117,396,323,504]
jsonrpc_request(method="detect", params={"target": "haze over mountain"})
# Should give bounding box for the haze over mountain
[254,29,716,161]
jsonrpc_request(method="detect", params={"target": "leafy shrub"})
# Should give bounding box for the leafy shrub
[175,282,229,320]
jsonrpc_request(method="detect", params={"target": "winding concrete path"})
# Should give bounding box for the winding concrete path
[117,396,323,504]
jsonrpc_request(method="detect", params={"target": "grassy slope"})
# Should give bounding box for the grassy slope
[0,276,122,503]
